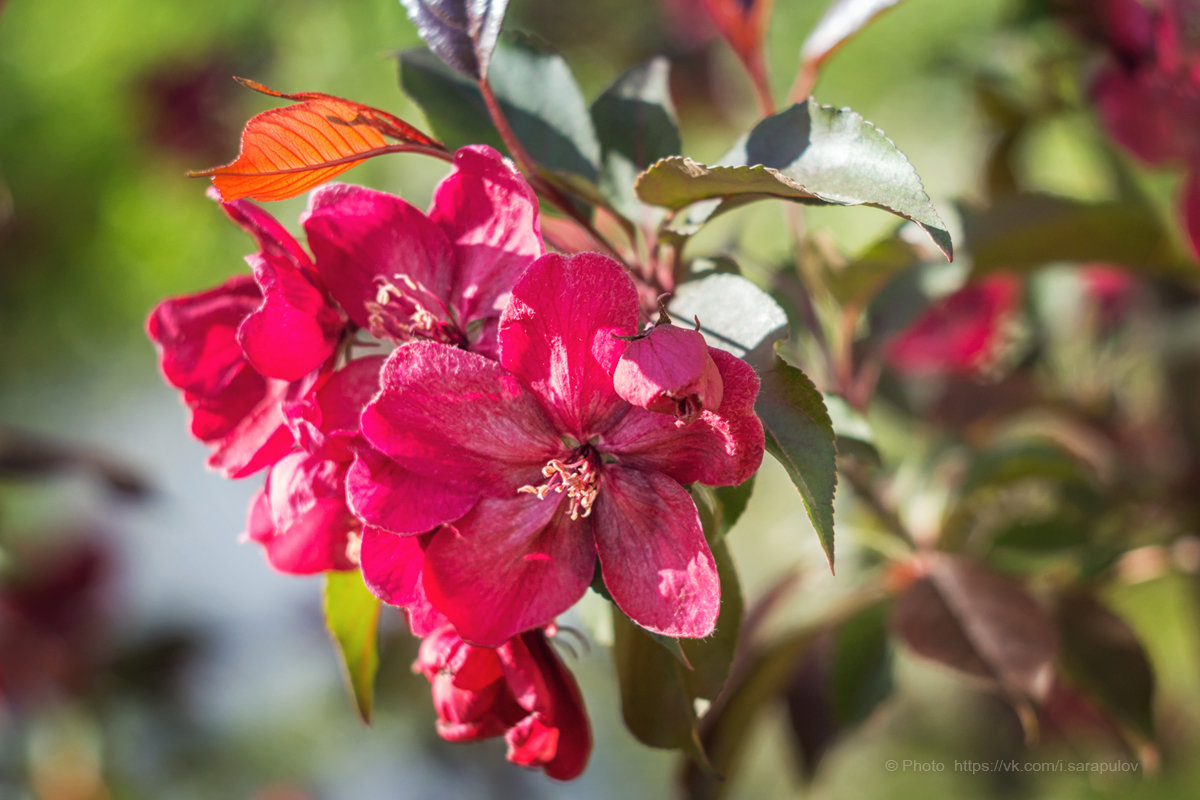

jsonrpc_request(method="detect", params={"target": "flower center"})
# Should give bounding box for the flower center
[365,274,465,346]
[517,454,599,520]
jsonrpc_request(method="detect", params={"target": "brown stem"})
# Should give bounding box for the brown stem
[787,59,819,105]
[477,78,625,263]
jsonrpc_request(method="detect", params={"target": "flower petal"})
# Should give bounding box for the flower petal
[302,183,457,336]
[246,452,356,574]
[604,348,764,487]
[594,467,719,639]
[430,145,543,325]
[286,356,384,461]
[499,252,638,437]
[501,631,592,780]
[359,527,447,635]
[422,496,596,647]
[217,193,315,277]
[238,252,343,381]
[346,446,477,534]
[360,342,562,494]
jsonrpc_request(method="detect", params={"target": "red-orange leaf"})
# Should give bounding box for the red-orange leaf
[190,78,447,202]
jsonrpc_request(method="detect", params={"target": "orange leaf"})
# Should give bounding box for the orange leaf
[190,78,447,202]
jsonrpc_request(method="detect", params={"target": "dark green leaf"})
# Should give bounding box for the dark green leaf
[591,57,681,221]
[612,541,742,764]
[963,438,1098,497]
[683,631,813,800]
[323,569,382,723]
[801,0,905,70]
[755,355,838,570]
[828,601,893,727]
[689,477,755,547]
[635,101,952,259]
[964,193,1192,279]
[1054,594,1155,740]
[669,272,789,372]
[399,0,509,80]
[825,233,922,308]
[400,36,601,181]
[716,476,756,535]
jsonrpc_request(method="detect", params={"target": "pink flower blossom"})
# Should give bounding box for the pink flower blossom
[415,624,591,780]
[353,252,764,646]
[613,323,724,425]
[302,145,542,357]
[886,275,1021,377]
[147,275,303,478]
[243,357,384,575]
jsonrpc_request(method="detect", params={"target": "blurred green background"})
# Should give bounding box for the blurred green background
[2,0,1199,798]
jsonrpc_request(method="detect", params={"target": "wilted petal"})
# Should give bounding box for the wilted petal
[499,253,638,437]
[430,145,543,326]
[594,467,719,639]
[422,496,596,647]
[361,342,563,494]
[346,446,477,535]
[303,183,458,337]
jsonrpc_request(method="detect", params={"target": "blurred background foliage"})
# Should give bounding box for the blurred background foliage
[3,0,1200,798]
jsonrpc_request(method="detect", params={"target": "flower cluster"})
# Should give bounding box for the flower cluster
[147,145,764,779]
[1076,0,1200,254]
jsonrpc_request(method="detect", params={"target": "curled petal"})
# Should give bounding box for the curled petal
[613,324,723,423]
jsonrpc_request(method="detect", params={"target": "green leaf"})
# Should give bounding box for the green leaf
[611,540,743,763]
[825,233,922,308]
[590,57,682,221]
[399,0,509,81]
[963,193,1192,279]
[755,354,838,570]
[669,272,789,372]
[828,601,893,727]
[962,438,1099,497]
[634,101,952,259]
[1054,593,1155,740]
[400,35,601,181]
[323,570,382,724]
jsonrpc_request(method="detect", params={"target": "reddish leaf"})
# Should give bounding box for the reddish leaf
[190,78,446,202]
[891,554,1058,736]
[701,0,774,111]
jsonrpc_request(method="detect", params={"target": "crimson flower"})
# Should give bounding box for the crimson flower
[243,357,384,574]
[886,275,1021,377]
[301,145,542,358]
[353,253,764,646]
[147,275,305,478]
[415,624,591,781]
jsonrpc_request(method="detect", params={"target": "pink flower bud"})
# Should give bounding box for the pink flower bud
[613,324,724,425]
